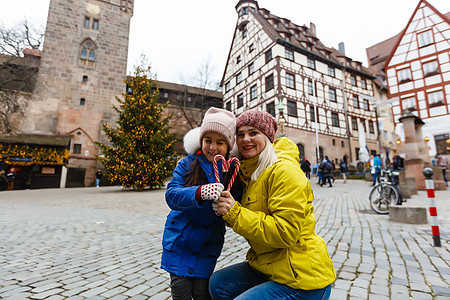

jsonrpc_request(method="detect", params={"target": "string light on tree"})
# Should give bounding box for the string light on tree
[95,65,177,190]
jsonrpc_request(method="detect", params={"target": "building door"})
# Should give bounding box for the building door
[66,168,86,188]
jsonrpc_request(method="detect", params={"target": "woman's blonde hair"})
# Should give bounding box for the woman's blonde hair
[251,135,278,181]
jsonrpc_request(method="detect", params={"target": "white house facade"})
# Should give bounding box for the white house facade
[222,0,377,165]
[385,0,450,156]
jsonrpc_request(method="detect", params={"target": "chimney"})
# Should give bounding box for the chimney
[338,42,345,55]
[309,22,316,36]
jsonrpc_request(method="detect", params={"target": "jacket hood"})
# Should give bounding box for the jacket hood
[273,137,300,164]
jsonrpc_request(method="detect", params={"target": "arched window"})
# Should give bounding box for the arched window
[79,40,96,67]
[297,143,305,159]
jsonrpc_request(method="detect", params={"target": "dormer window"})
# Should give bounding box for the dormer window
[242,7,248,15]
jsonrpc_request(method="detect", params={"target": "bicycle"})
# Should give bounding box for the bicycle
[369,169,403,214]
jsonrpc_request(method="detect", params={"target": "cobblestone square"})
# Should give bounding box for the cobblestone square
[0,179,448,299]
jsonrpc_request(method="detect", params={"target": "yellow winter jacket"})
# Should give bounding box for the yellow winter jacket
[223,137,336,290]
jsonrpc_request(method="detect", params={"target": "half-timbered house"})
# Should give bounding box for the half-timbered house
[384,0,450,156]
[222,0,378,165]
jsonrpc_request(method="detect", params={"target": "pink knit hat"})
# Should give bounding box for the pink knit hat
[199,107,236,149]
[236,110,278,142]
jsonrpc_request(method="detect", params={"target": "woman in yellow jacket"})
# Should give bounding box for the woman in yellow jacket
[209,110,335,299]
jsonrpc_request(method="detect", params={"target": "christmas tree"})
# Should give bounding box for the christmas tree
[96,65,177,190]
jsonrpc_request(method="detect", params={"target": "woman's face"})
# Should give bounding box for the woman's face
[201,132,229,162]
[236,125,266,159]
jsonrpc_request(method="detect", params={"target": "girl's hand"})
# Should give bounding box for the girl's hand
[216,190,235,216]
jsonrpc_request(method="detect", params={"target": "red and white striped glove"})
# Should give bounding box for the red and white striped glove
[200,183,224,201]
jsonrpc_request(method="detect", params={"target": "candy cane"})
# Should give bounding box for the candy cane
[226,157,240,191]
[213,155,227,183]
[213,154,240,191]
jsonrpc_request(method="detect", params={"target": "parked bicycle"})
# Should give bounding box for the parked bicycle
[369,169,403,214]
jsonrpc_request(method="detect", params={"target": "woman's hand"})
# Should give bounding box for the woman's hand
[215,190,235,216]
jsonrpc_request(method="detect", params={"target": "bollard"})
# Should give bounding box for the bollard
[423,167,441,247]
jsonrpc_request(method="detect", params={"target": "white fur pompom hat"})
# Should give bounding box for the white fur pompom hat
[183,127,202,155]
[183,107,236,155]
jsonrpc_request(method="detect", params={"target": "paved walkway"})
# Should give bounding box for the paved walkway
[0,179,448,299]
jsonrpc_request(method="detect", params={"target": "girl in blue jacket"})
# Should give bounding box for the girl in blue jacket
[161,107,240,300]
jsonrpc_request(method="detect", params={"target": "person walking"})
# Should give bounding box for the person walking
[320,158,333,187]
[210,109,335,300]
[339,158,348,183]
[371,154,381,186]
[300,157,311,179]
[436,154,448,187]
[161,107,240,300]
[95,169,102,187]
[325,155,335,183]
[317,156,324,185]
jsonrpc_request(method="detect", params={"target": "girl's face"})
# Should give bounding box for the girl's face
[236,125,266,159]
[201,132,229,162]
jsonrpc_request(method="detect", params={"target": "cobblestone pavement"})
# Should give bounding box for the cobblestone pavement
[0,179,448,300]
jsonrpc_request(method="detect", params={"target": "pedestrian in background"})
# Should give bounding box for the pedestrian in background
[339,158,348,183]
[371,154,381,186]
[0,170,7,191]
[436,154,448,187]
[6,168,15,191]
[320,158,333,187]
[95,169,102,187]
[317,156,324,185]
[325,155,335,183]
[161,107,241,300]
[210,109,335,299]
[300,157,311,179]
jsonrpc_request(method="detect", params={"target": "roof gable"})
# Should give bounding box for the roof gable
[384,0,450,69]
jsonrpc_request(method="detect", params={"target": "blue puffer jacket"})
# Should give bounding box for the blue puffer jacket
[161,153,226,279]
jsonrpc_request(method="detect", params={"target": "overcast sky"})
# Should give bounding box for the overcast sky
[1,0,449,86]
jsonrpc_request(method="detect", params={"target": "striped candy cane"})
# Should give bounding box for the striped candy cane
[226,157,240,191]
[213,155,241,191]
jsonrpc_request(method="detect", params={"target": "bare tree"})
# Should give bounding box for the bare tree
[0,20,44,134]
[176,57,222,129]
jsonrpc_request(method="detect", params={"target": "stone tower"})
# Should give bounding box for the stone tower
[22,0,134,186]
